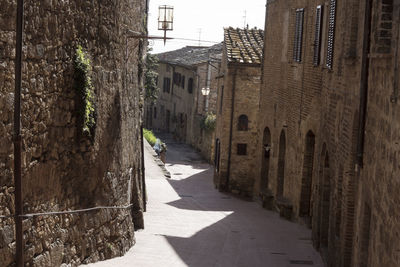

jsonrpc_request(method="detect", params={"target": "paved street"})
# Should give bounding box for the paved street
[85,137,324,267]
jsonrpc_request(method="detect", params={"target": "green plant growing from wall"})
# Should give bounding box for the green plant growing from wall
[74,45,96,138]
[144,49,159,103]
[200,112,216,132]
[143,128,157,146]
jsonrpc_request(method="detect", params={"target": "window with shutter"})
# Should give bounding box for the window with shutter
[188,78,193,94]
[163,77,171,93]
[375,0,393,54]
[293,9,305,62]
[313,5,323,66]
[326,0,336,69]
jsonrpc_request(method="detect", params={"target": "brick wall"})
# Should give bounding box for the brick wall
[256,0,400,266]
[214,48,261,197]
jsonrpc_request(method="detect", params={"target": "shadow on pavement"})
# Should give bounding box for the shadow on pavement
[152,133,323,267]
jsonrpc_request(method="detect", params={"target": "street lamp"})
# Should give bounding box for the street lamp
[201,87,210,112]
[158,5,174,45]
[201,87,210,96]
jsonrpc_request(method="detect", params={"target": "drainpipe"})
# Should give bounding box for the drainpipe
[226,68,237,190]
[356,0,373,167]
[140,125,146,212]
[14,0,24,266]
[142,0,149,212]
[205,52,211,112]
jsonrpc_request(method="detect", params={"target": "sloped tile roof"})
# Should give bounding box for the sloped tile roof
[224,27,264,64]
[155,43,223,66]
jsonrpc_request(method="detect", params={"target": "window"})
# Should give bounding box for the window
[154,107,157,119]
[188,78,194,94]
[173,72,182,86]
[163,77,171,93]
[237,144,247,155]
[313,5,323,66]
[238,115,249,131]
[181,75,185,88]
[375,0,394,54]
[293,8,305,62]
[326,0,336,69]
[219,86,224,114]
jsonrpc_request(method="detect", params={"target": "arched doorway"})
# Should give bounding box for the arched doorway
[214,139,221,172]
[277,130,286,197]
[260,127,271,193]
[299,131,315,226]
[319,149,331,251]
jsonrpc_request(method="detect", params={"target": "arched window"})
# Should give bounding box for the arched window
[238,115,248,131]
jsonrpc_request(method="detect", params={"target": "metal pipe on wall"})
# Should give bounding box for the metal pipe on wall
[357,0,373,167]
[14,0,24,265]
[226,69,237,190]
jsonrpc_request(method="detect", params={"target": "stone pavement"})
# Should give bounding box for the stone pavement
[84,137,324,267]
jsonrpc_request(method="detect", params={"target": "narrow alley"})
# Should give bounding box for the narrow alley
[85,137,324,267]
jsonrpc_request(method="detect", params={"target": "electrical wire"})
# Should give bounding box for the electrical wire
[0,204,133,220]
[152,37,220,44]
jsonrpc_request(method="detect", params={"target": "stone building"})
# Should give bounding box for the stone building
[146,57,196,143]
[0,0,147,265]
[257,0,400,266]
[214,27,264,197]
[146,44,222,161]
[189,44,222,162]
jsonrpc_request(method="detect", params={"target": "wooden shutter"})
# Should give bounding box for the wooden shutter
[376,0,393,54]
[313,5,323,66]
[326,0,336,69]
[293,9,305,62]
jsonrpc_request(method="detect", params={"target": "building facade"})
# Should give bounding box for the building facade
[0,0,147,265]
[258,0,400,266]
[146,45,222,161]
[214,27,264,197]
[147,61,196,143]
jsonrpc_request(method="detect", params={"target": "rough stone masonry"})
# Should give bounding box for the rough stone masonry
[0,0,147,266]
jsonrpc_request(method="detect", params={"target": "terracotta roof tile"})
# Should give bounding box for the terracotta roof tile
[224,27,264,64]
[155,43,222,66]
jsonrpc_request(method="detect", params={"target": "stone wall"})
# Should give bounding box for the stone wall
[0,0,146,265]
[258,0,400,266]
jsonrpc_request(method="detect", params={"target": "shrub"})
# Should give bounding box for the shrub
[143,128,157,146]
[200,112,216,132]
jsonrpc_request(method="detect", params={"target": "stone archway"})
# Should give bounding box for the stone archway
[260,127,271,193]
[299,131,315,226]
[277,130,286,197]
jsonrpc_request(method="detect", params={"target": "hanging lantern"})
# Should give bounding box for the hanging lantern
[158,5,174,45]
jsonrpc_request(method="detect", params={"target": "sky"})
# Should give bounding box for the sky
[148,0,267,54]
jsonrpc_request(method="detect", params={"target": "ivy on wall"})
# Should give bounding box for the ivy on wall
[74,45,96,138]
